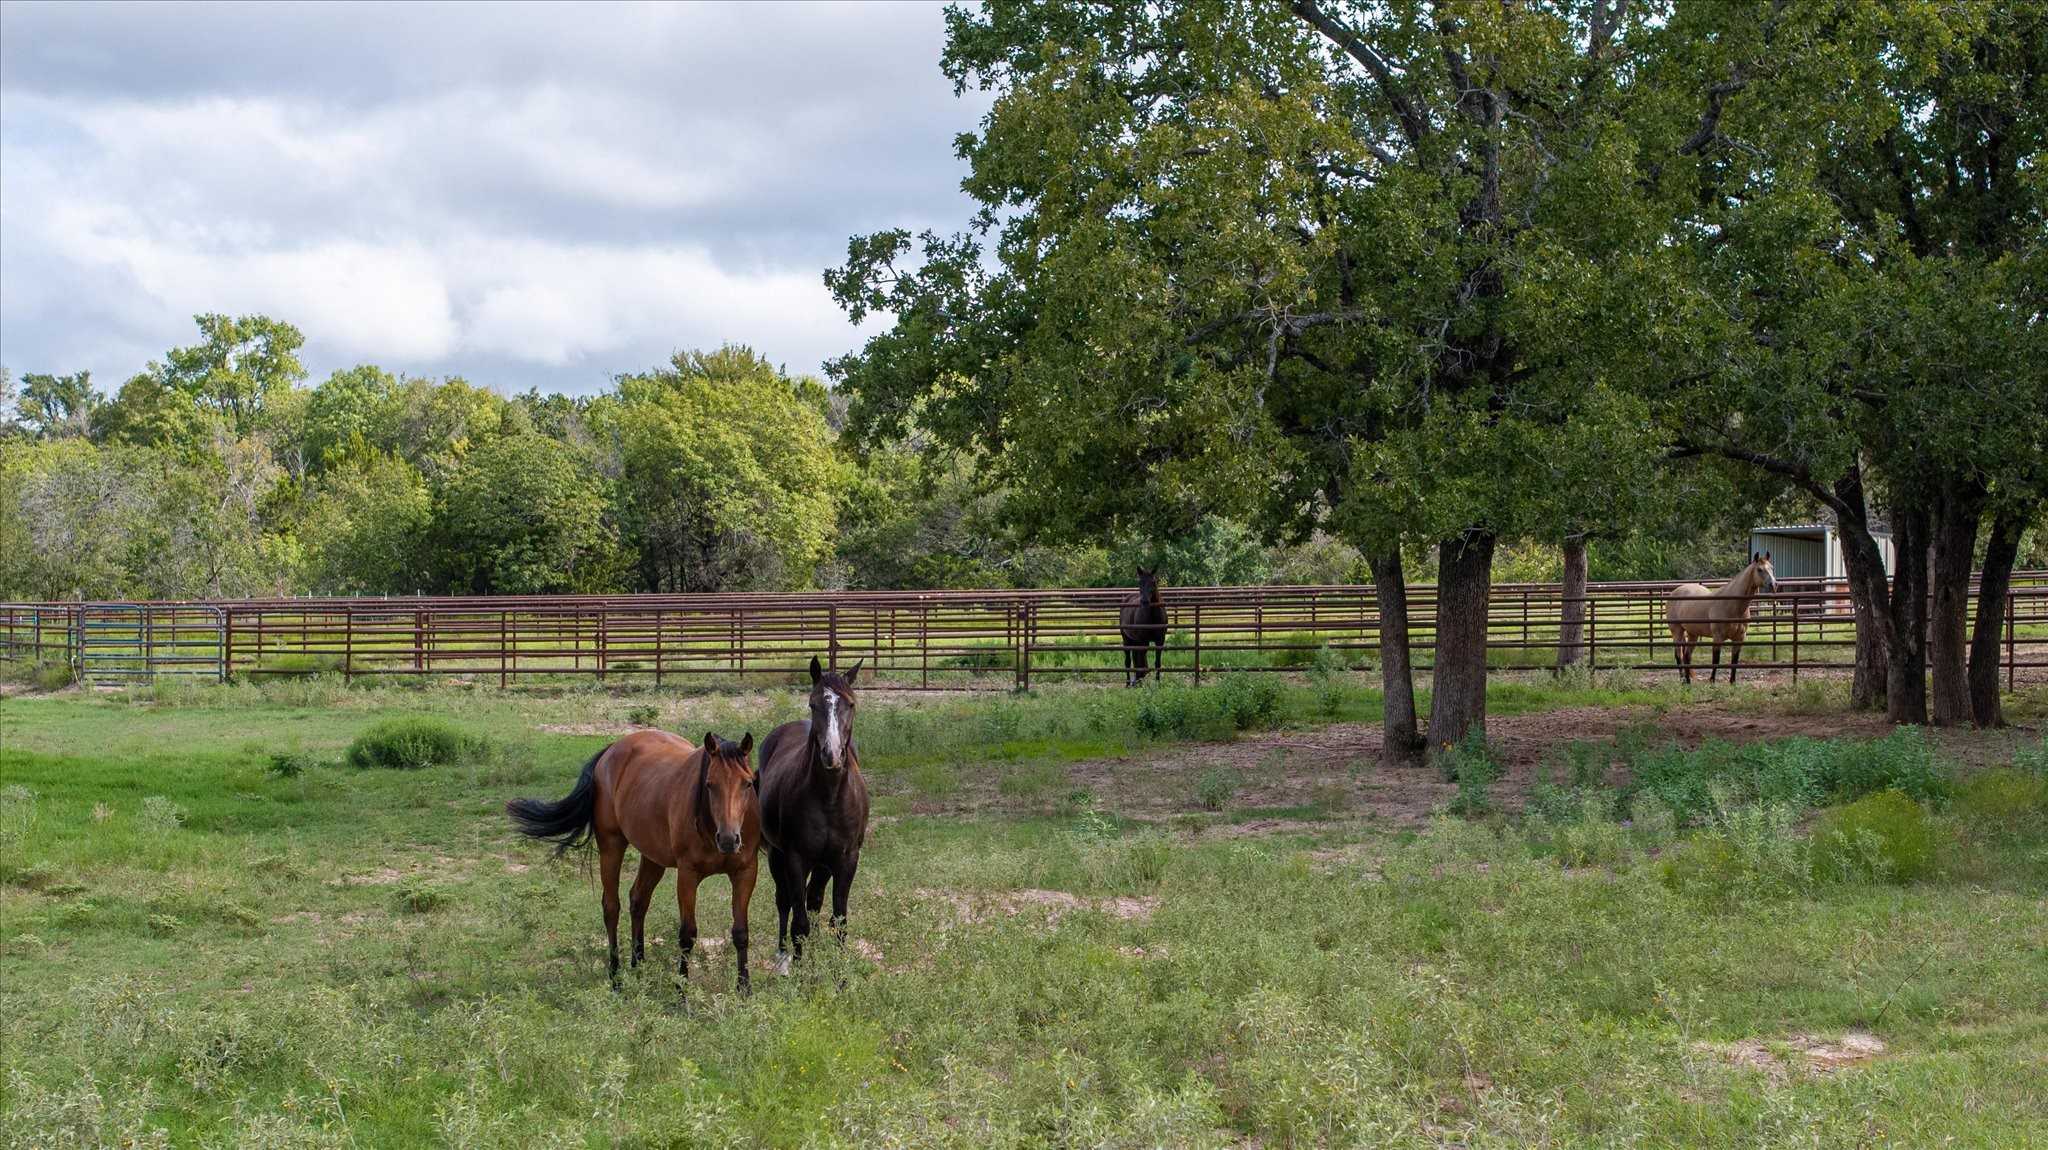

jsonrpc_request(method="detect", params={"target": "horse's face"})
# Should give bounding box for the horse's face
[807,655,861,772]
[699,732,756,855]
[1136,565,1160,599]
[1753,551,1778,593]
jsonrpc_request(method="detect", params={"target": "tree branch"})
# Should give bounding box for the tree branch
[1290,0,1431,147]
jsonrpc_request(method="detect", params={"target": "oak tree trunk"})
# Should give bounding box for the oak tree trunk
[1830,467,1890,710]
[1968,505,2029,728]
[1428,531,1496,752]
[1885,504,1930,725]
[1369,548,1425,766]
[1556,533,1587,670]
[1927,478,1985,726]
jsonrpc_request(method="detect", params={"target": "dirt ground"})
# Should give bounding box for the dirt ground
[896,702,2042,828]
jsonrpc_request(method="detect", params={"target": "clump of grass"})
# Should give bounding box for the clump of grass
[1812,790,1945,883]
[139,796,186,835]
[1626,728,1952,826]
[1195,767,1242,811]
[0,784,36,849]
[1951,768,2048,842]
[1306,644,1352,718]
[30,661,75,692]
[253,652,344,679]
[625,704,661,727]
[345,717,489,770]
[1660,798,1810,900]
[906,761,959,798]
[146,913,181,937]
[996,760,1065,798]
[393,882,449,915]
[1437,731,1503,818]
[2014,732,2048,776]
[266,750,318,778]
[1215,673,1283,731]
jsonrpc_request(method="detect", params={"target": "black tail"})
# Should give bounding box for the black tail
[506,750,602,858]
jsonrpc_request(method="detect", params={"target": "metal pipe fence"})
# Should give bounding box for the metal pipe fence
[5,574,2047,689]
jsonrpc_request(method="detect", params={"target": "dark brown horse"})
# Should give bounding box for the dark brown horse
[506,729,761,993]
[1119,565,1167,686]
[757,656,869,966]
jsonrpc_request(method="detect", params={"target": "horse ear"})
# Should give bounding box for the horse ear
[1763,550,1771,561]
[703,730,717,756]
[846,659,862,684]
[809,655,823,683]
[738,731,753,758]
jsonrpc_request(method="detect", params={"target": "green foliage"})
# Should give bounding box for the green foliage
[1213,673,1283,732]
[606,346,844,592]
[1625,729,1953,826]
[1659,801,1811,901]
[434,434,618,594]
[1951,769,2048,843]
[138,796,186,835]
[1438,732,1504,818]
[625,704,661,727]
[393,882,449,915]
[1195,767,1241,811]
[344,718,488,771]
[1813,791,1946,884]
[266,750,316,779]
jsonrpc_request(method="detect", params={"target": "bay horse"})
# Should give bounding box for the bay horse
[1119,565,1167,686]
[757,656,869,966]
[1666,551,1779,684]
[506,729,760,993]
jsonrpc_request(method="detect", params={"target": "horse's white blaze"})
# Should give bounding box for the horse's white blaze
[822,692,841,765]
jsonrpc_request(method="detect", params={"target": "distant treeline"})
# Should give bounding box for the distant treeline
[1,316,1761,602]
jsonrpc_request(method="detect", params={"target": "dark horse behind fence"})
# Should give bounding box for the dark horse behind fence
[757,656,870,966]
[506,729,761,993]
[1120,565,1167,686]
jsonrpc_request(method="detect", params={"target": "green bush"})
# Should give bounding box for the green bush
[31,661,75,692]
[1215,673,1283,731]
[1626,729,1953,826]
[266,750,316,778]
[1437,732,1503,818]
[1812,790,1945,883]
[254,653,344,679]
[1196,767,1241,811]
[2014,733,2048,777]
[626,704,661,727]
[1659,801,1810,900]
[345,718,488,770]
[1952,768,2048,841]
[393,882,448,914]
[1134,686,1227,740]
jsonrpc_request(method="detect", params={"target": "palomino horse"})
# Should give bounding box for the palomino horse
[1666,552,1779,684]
[757,656,870,966]
[506,730,761,993]
[1119,565,1167,686]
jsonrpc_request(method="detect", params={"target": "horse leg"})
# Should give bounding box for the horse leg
[784,851,813,962]
[1709,637,1723,684]
[830,855,858,942]
[627,857,664,969]
[1150,638,1163,684]
[729,862,757,996]
[675,871,699,993]
[1729,637,1742,685]
[805,864,830,921]
[769,847,795,966]
[599,835,626,988]
[1124,642,1136,687]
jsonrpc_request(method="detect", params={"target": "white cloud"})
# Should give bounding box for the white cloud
[0,0,980,391]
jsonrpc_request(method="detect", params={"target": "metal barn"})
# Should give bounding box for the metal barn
[1747,522,1895,580]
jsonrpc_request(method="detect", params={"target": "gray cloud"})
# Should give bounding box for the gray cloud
[0,0,984,392]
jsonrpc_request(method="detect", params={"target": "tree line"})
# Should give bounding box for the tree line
[824,0,2045,745]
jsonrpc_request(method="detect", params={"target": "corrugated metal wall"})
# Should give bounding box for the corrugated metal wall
[1751,531,1828,578]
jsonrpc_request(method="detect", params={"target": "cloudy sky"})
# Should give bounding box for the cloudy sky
[0,0,985,394]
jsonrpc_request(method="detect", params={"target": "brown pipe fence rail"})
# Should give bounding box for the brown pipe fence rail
[5,573,2047,690]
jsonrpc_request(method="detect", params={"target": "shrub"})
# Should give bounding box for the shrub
[626,704,662,727]
[1437,732,1503,818]
[266,750,316,778]
[1134,686,1227,740]
[2014,733,2048,777]
[1195,767,1241,811]
[1952,768,2048,842]
[1661,797,1811,900]
[146,913,181,938]
[0,784,35,849]
[1824,727,1950,804]
[1813,790,1945,883]
[394,883,448,914]
[345,717,487,770]
[1215,673,1283,731]
[139,796,186,835]
[31,661,75,692]
[1306,645,1351,717]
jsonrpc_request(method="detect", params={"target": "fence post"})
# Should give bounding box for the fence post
[921,600,930,689]
[828,605,840,670]
[655,609,665,688]
[343,608,354,684]
[1016,603,1032,692]
[1193,603,1203,686]
[499,610,509,689]
[1587,599,1598,672]
[2009,588,2019,693]
[597,607,608,683]
[413,610,424,672]
[1791,604,1800,682]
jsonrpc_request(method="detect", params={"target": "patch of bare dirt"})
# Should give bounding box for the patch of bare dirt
[892,701,2038,829]
[914,887,1159,927]
[1704,1032,1888,1080]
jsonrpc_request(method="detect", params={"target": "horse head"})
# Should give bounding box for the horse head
[807,655,861,772]
[1750,550,1778,594]
[697,731,756,855]
[1136,564,1161,602]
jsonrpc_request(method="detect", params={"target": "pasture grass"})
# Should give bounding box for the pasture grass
[2,685,2045,1147]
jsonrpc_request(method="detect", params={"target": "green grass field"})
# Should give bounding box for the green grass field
[3,673,2046,1147]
